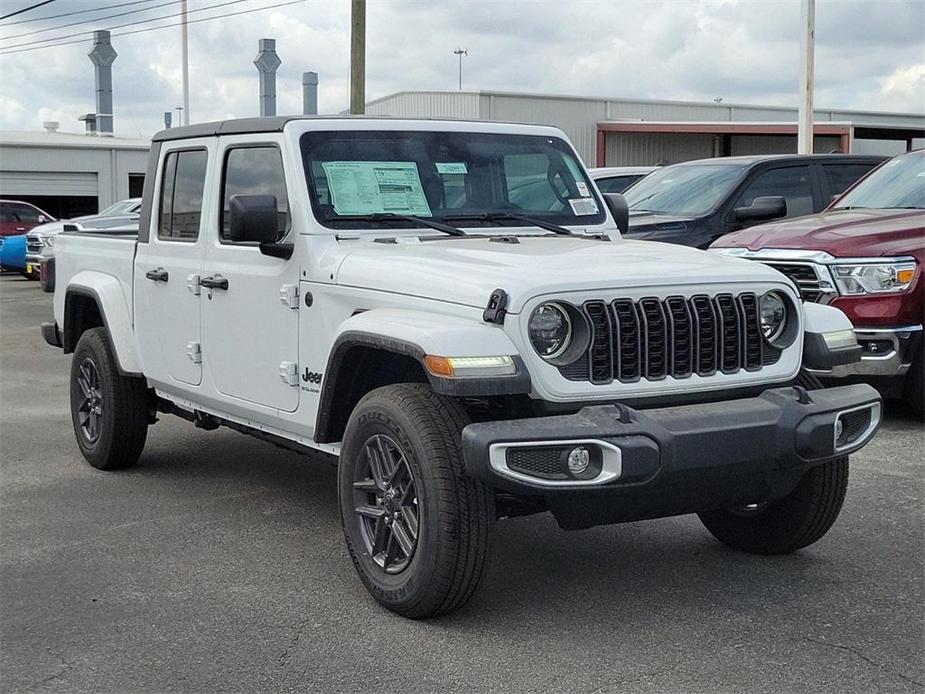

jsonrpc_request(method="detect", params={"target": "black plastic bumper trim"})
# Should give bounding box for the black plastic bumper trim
[461,383,881,493]
[803,331,862,369]
[41,321,63,349]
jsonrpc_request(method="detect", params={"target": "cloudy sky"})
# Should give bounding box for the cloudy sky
[0,0,922,138]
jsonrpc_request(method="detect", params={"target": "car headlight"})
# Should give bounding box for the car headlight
[832,261,916,295]
[759,291,788,343]
[40,235,55,247]
[529,302,572,360]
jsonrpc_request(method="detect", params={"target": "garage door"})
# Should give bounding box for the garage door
[0,171,98,197]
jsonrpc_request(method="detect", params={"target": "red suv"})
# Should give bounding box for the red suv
[711,150,924,416]
[0,200,55,237]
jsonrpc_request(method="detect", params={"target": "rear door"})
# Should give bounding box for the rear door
[134,143,212,387]
[200,137,300,412]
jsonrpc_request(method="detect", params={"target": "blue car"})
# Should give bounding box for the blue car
[0,234,28,274]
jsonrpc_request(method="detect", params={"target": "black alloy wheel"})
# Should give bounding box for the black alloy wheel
[76,357,104,444]
[352,434,421,574]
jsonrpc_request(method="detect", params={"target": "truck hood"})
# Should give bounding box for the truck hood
[334,234,785,312]
[712,208,925,258]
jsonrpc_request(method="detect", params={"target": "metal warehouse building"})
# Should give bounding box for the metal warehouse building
[0,128,149,219]
[365,90,925,167]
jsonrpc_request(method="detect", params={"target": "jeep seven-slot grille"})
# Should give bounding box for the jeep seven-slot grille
[561,293,776,385]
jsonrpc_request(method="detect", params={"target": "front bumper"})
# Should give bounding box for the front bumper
[463,383,881,508]
[807,326,922,379]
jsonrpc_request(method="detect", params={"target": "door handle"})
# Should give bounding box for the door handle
[145,268,169,282]
[15,227,25,232]
[199,275,229,290]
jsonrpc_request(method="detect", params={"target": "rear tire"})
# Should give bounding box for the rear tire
[338,384,491,618]
[698,369,848,554]
[70,327,149,470]
[903,347,923,419]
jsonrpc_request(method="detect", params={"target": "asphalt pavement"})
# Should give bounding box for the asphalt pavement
[1,274,923,693]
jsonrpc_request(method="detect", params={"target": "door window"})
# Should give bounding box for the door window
[158,149,207,241]
[220,146,290,242]
[822,163,877,197]
[736,166,815,217]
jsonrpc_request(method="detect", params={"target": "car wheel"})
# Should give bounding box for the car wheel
[338,383,491,618]
[698,369,848,554]
[70,328,149,470]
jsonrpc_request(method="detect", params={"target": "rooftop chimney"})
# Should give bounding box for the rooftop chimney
[254,38,281,117]
[88,30,117,136]
[43,121,59,133]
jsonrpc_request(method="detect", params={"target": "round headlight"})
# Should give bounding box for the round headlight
[529,303,572,360]
[759,292,787,342]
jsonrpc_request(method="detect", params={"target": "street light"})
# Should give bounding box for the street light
[453,48,468,90]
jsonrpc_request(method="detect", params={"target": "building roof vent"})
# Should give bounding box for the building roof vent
[79,113,98,135]
[43,121,59,133]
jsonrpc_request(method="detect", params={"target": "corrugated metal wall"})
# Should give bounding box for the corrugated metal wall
[0,171,97,196]
[729,134,842,156]
[482,94,608,166]
[364,91,481,120]
[605,132,715,166]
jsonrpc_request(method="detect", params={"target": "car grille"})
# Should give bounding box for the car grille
[559,293,777,385]
[26,237,43,254]
[761,262,826,303]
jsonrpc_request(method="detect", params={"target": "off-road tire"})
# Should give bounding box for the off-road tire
[338,384,491,618]
[70,327,149,470]
[903,347,923,418]
[698,369,848,554]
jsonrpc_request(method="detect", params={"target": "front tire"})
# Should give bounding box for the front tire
[338,384,491,618]
[70,327,149,470]
[698,369,848,554]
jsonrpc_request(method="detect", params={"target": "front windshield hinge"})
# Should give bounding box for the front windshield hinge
[483,288,509,325]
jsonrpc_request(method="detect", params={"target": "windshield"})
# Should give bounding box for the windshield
[623,163,744,216]
[98,199,140,216]
[833,152,924,210]
[301,131,605,230]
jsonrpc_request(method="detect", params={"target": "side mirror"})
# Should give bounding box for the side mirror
[603,193,629,235]
[37,215,47,223]
[227,194,279,243]
[734,195,787,222]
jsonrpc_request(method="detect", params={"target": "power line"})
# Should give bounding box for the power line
[2,0,187,41]
[0,0,57,22]
[0,0,307,55]
[1,0,253,50]
[1,0,159,27]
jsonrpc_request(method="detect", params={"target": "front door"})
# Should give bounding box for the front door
[134,145,211,386]
[201,139,300,412]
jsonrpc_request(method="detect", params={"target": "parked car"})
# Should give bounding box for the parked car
[588,166,656,193]
[711,150,924,416]
[25,197,141,276]
[621,154,886,248]
[45,117,881,618]
[0,200,55,237]
[0,234,28,274]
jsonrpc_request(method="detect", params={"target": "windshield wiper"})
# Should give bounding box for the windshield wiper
[442,212,574,236]
[328,212,466,236]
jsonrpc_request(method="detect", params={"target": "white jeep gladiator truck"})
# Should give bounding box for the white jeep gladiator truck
[44,117,882,618]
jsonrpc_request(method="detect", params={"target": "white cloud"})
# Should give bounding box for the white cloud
[0,0,921,138]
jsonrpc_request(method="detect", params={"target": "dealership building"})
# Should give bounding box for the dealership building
[0,126,149,219]
[365,90,925,167]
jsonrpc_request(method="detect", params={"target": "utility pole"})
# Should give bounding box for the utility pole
[797,0,815,154]
[349,0,366,114]
[453,48,468,90]
[181,0,190,125]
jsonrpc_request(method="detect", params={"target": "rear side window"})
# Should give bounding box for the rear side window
[823,163,877,197]
[220,146,290,242]
[158,149,207,241]
[11,204,42,223]
[737,165,815,218]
